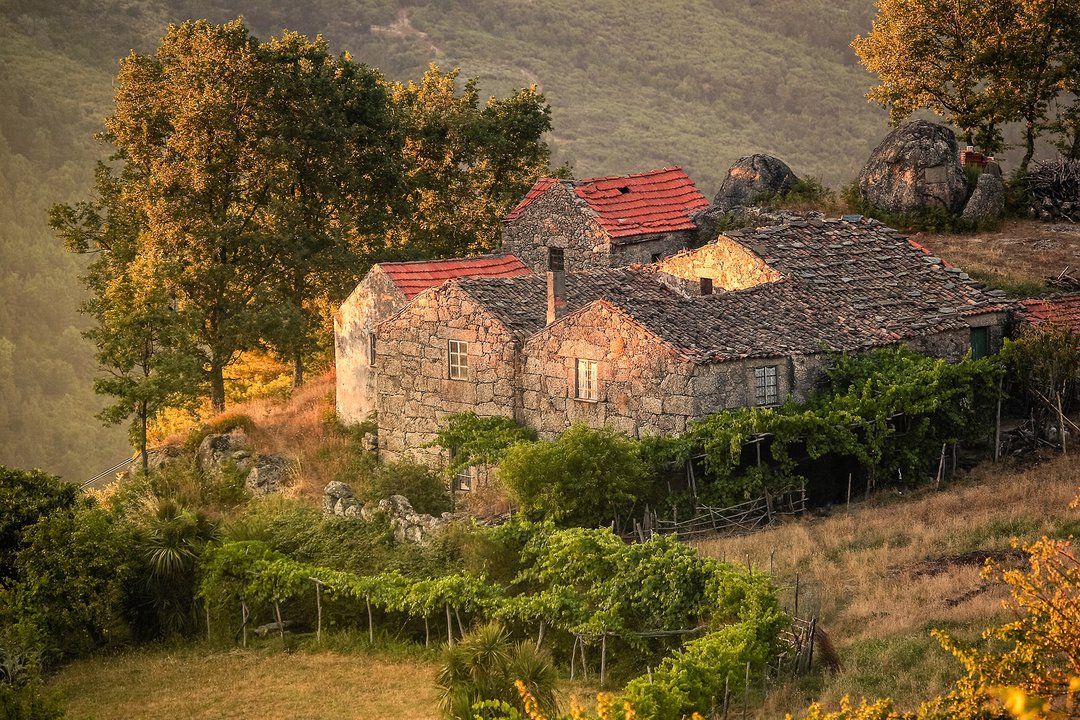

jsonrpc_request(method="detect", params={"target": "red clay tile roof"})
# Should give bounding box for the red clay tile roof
[1021,293,1080,332]
[503,168,709,240]
[378,255,531,299]
[505,177,559,220]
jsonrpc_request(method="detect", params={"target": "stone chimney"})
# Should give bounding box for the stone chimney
[699,277,714,296]
[546,247,566,325]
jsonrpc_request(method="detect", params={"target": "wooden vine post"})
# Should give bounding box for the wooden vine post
[599,633,607,688]
[308,577,324,644]
[446,603,454,646]
[274,601,285,641]
[241,601,249,648]
[367,596,374,644]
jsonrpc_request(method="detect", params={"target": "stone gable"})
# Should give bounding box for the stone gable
[502,182,610,273]
[375,283,519,462]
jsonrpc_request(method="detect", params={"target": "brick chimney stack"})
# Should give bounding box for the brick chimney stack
[546,247,566,325]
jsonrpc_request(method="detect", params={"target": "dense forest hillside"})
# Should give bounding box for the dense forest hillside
[0,0,886,481]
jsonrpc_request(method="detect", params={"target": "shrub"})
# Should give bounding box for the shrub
[0,466,79,585]
[365,460,451,516]
[12,501,139,660]
[433,412,537,479]
[499,424,648,527]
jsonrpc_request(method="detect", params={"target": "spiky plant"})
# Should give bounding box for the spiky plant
[436,622,557,720]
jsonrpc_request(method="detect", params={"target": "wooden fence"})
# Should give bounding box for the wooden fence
[645,487,808,541]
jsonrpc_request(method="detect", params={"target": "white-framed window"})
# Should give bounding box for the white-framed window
[368,333,377,367]
[448,340,469,380]
[575,359,598,401]
[753,365,778,406]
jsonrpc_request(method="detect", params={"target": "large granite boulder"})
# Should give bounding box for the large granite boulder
[961,173,1006,221]
[858,121,968,214]
[323,480,362,517]
[712,154,800,211]
[245,455,298,496]
[196,430,253,475]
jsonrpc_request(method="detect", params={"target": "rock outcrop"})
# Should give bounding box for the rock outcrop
[195,430,296,495]
[961,173,1006,221]
[196,430,253,475]
[858,120,968,214]
[711,154,800,211]
[244,455,298,496]
[323,480,363,517]
[322,483,457,545]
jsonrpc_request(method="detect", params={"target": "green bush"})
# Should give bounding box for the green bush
[364,460,451,516]
[499,424,648,527]
[12,501,139,660]
[0,466,80,585]
[0,683,66,720]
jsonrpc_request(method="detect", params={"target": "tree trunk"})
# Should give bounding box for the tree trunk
[292,351,303,389]
[210,359,226,414]
[1021,121,1037,173]
[139,399,149,477]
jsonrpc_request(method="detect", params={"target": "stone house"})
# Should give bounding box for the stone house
[367,217,1014,466]
[334,254,531,423]
[502,167,709,273]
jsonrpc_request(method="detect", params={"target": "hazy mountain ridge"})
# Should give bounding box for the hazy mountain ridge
[0,0,885,480]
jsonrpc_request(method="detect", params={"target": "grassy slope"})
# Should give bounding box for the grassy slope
[694,455,1080,714]
[51,646,442,720]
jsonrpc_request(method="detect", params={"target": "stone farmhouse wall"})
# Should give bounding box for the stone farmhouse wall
[906,311,1009,361]
[521,301,697,437]
[657,238,782,291]
[375,284,519,463]
[608,231,698,267]
[335,268,406,424]
[502,184,694,273]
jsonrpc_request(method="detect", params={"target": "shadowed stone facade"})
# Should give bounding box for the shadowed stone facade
[334,267,408,423]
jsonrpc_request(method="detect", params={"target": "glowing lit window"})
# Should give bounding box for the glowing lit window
[448,340,469,380]
[753,365,778,405]
[576,359,598,401]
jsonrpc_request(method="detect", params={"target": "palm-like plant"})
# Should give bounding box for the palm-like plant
[436,622,558,720]
[136,497,218,636]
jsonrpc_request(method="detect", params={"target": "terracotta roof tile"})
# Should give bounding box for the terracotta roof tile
[379,255,531,299]
[504,178,559,220]
[1021,293,1080,332]
[503,168,709,240]
[573,167,709,240]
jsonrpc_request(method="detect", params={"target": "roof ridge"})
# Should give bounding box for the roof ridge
[575,166,685,185]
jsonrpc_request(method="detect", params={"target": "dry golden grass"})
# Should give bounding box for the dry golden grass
[694,455,1079,646]
[51,647,442,720]
[912,220,1080,295]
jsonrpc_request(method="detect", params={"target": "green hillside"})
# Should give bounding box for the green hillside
[0,0,887,481]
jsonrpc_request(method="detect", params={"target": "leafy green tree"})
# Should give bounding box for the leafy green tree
[256,32,396,387]
[386,65,554,259]
[50,163,198,473]
[499,424,649,528]
[854,0,1080,167]
[852,0,1014,151]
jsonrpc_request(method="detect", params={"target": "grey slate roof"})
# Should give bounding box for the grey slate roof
[453,218,1016,363]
